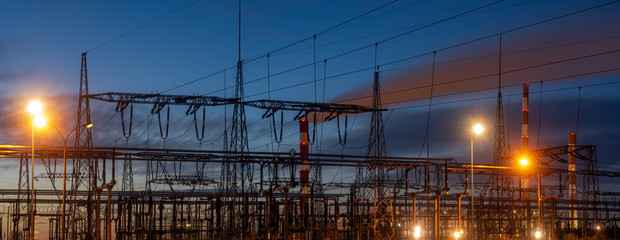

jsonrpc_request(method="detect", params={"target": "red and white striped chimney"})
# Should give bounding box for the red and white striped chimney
[299,117,310,195]
[522,83,530,153]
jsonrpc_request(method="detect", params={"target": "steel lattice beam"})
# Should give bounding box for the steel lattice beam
[86,92,385,116]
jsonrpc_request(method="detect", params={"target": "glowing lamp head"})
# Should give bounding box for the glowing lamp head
[473,124,484,135]
[85,123,93,128]
[534,231,542,238]
[453,231,461,239]
[519,157,529,167]
[27,100,43,116]
[34,116,46,128]
[596,225,601,230]
[413,226,422,239]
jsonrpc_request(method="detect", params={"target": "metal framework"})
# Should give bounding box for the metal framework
[86,92,383,116]
[3,143,619,239]
[6,49,616,239]
[366,70,393,239]
[86,92,234,114]
[69,52,97,240]
[481,89,514,237]
[13,154,29,240]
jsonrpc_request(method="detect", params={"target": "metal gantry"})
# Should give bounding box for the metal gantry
[82,85,386,240]
[3,143,620,239]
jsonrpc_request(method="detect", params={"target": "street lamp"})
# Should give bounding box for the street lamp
[470,123,483,238]
[47,121,93,240]
[27,100,44,240]
[27,103,93,240]
[27,101,43,115]
[519,156,529,167]
[518,154,545,238]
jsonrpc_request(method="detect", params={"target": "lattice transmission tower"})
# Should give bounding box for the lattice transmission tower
[69,52,97,239]
[484,35,514,237]
[367,70,393,239]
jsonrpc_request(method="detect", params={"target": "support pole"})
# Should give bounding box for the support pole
[458,195,462,231]
[470,137,475,238]
[412,194,416,227]
[434,193,440,240]
[106,181,115,240]
[31,117,35,240]
[537,170,542,233]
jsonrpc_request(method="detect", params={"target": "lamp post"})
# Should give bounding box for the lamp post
[471,123,484,239]
[27,100,43,240]
[49,123,93,240]
[519,154,544,239]
[26,100,93,240]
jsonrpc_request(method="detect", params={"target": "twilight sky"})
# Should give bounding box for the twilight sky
[1,0,619,193]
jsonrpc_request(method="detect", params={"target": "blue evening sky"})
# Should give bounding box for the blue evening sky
[1,0,619,192]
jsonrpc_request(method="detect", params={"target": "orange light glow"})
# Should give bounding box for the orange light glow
[34,116,46,127]
[413,226,422,238]
[519,157,529,167]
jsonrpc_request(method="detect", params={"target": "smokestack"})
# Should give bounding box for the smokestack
[299,117,310,194]
[568,132,577,229]
[299,117,310,226]
[522,83,530,152]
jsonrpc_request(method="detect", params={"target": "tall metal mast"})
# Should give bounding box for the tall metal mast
[71,52,97,239]
[368,69,393,239]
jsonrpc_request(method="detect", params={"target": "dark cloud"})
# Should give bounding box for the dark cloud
[332,15,620,109]
[313,91,620,169]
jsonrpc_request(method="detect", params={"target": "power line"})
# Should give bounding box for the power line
[126,67,620,154]
[168,0,510,98]
[137,1,619,106]
[86,0,202,53]
[209,0,619,102]
[271,0,540,58]
[162,1,409,95]
[243,0,401,63]
[160,67,233,94]
[342,48,620,104]
[375,34,620,74]
[244,46,620,103]
[89,2,620,152]
[389,70,620,110]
